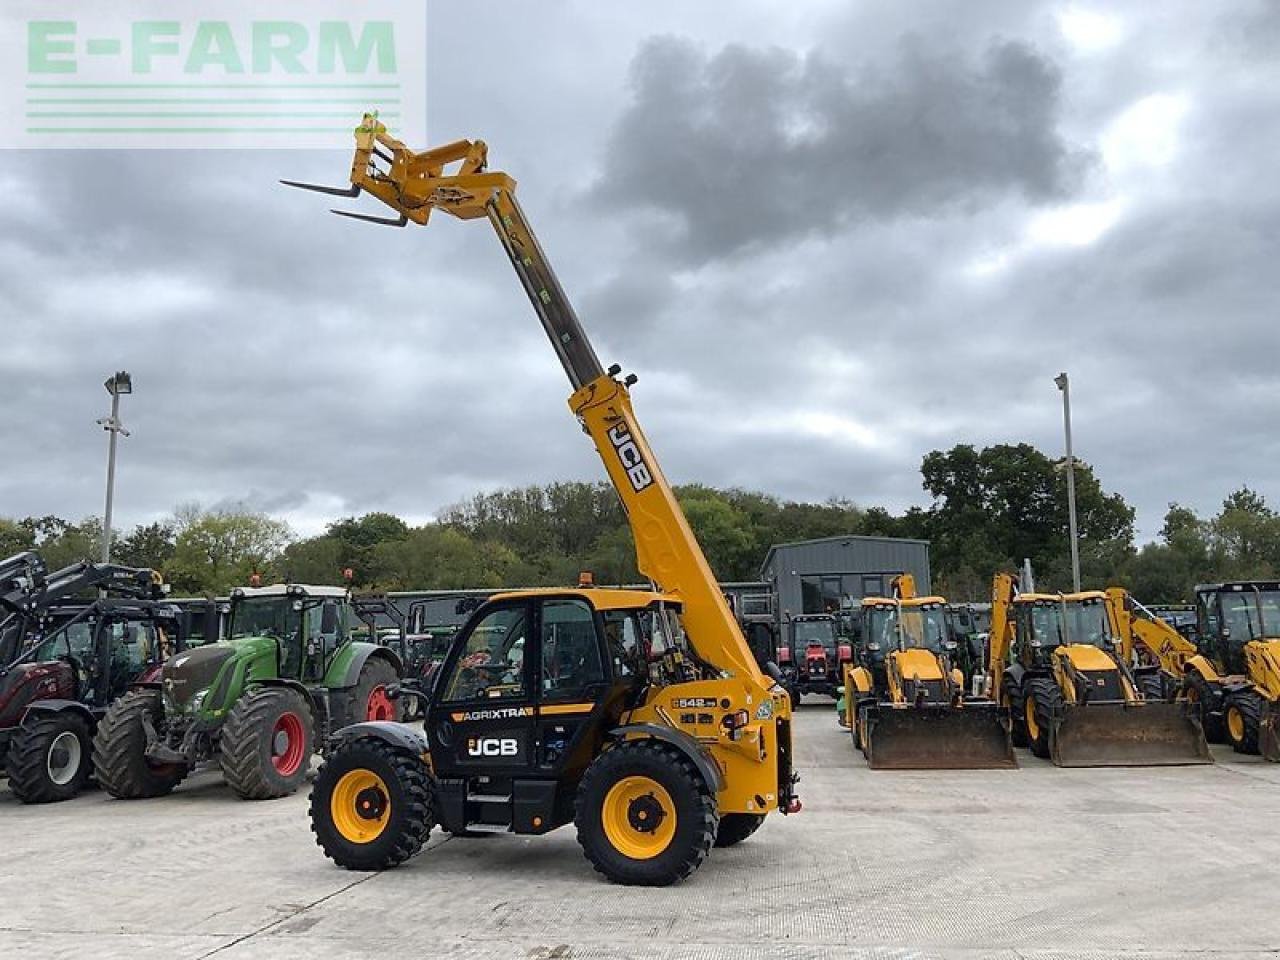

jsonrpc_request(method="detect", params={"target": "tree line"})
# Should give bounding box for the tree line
[3,443,1276,602]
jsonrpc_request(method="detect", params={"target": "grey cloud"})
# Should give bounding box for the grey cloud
[594,34,1093,261]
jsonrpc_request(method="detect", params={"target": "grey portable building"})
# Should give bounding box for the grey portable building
[759,535,931,619]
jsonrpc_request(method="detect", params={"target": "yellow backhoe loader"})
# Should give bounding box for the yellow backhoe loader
[1174,582,1280,759]
[283,121,798,885]
[838,575,1014,769]
[989,574,1208,767]
[1105,587,1197,704]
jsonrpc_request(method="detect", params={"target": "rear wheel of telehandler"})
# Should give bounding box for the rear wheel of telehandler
[714,813,765,848]
[1224,691,1262,755]
[93,690,189,799]
[1004,678,1029,748]
[1183,672,1225,743]
[220,687,314,800]
[1024,677,1061,760]
[310,737,435,870]
[575,740,717,886]
[6,711,92,804]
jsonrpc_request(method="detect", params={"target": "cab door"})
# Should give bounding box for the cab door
[533,598,622,778]
[427,599,538,778]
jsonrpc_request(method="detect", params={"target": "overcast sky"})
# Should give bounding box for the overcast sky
[2,1,1277,543]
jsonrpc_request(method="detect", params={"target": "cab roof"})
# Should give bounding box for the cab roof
[230,584,350,600]
[862,595,947,608]
[487,587,679,612]
[1016,590,1107,603]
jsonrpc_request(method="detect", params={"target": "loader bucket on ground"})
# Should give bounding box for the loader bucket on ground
[864,703,1016,770]
[1259,702,1280,763]
[1050,701,1211,767]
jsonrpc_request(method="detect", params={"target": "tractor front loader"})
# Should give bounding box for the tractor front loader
[839,575,1014,769]
[283,123,797,886]
[989,574,1208,767]
[94,583,403,801]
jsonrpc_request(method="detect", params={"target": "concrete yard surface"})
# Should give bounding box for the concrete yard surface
[3,705,1280,959]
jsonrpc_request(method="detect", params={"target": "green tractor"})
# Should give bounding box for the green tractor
[94,583,402,801]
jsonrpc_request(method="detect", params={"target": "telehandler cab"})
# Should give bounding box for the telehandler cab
[94,583,402,801]
[989,573,1208,766]
[838,575,1013,769]
[285,121,797,885]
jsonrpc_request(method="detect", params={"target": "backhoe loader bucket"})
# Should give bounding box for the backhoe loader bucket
[1050,701,1211,767]
[864,702,1016,770]
[1259,701,1280,763]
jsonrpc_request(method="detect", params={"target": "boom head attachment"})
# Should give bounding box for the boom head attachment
[281,112,514,227]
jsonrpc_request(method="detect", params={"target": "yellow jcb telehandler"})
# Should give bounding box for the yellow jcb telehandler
[838,575,1014,769]
[283,122,798,885]
[989,574,1208,766]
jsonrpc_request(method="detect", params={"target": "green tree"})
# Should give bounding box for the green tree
[168,505,292,595]
[919,443,1134,591]
[326,512,410,585]
[374,526,519,590]
[0,518,34,557]
[280,535,344,585]
[113,522,176,571]
[679,493,757,580]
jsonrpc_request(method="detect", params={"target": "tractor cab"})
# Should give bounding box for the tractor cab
[227,584,352,683]
[1195,582,1280,676]
[422,588,699,836]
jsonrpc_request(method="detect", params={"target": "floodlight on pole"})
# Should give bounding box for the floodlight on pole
[1055,372,1081,592]
[98,371,133,563]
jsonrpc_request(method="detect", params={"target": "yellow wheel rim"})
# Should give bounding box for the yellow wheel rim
[330,769,391,844]
[1025,697,1040,741]
[1228,706,1245,743]
[602,775,676,860]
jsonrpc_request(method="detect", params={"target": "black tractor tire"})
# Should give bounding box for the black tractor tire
[1004,677,1029,748]
[347,658,404,726]
[6,711,92,804]
[1183,671,1225,743]
[1024,677,1062,760]
[1137,671,1166,702]
[93,690,189,799]
[1224,691,1263,755]
[575,739,717,886]
[220,687,314,800]
[309,737,434,870]
[714,813,765,849]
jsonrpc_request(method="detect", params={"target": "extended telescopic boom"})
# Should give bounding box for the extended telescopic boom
[284,119,764,682]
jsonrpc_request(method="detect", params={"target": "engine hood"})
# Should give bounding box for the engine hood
[890,647,945,681]
[162,644,236,708]
[1056,644,1118,672]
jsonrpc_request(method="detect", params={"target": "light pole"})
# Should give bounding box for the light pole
[1054,372,1081,592]
[98,371,133,563]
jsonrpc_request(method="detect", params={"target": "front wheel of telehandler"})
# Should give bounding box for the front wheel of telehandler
[575,740,717,886]
[310,737,435,870]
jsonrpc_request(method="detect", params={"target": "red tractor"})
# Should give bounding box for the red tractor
[778,613,852,703]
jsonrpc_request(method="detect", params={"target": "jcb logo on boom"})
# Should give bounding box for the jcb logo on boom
[467,738,519,757]
[607,424,653,492]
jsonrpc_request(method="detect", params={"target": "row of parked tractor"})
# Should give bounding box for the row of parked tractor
[0,549,448,805]
[782,571,1279,770]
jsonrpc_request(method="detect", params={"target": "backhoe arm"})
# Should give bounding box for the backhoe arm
[987,572,1017,690]
[285,123,763,683]
[1105,587,1196,675]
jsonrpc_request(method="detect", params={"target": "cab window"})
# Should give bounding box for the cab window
[443,605,529,702]
[541,600,605,701]
[601,610,644,679]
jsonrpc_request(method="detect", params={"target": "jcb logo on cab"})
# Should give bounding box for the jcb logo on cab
[467,737,519,757]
